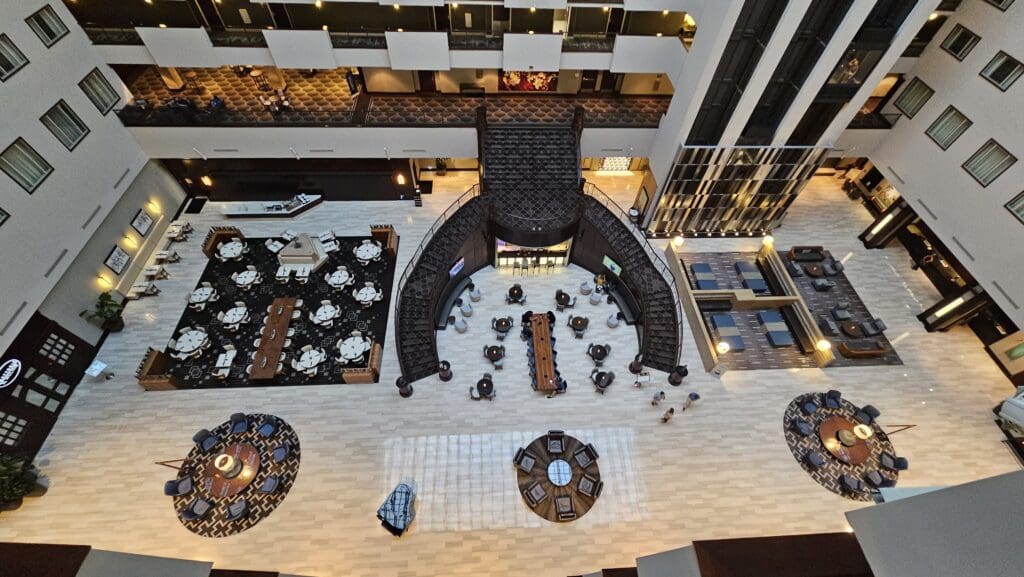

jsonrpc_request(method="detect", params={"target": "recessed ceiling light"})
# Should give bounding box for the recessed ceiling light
[528,30,534,34]
[158,23,167,28]
[602,6,609,12]
[315,0,323,7]
[322,25,328,30]
[928,12,939,20]
[656,32,662,37]
[530,6,537,13]
[393,3,400,9]
[662,9,669,15]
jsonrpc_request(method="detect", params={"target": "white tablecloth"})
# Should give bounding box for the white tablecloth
[327,269,352,288]
[314,304,339,324]
[235,270,259,287]
[189,287,215,304]
[219,241,244,259]
[223,307,247,324]
[355,242,382,262]
[338,336,370,361]
[297,349,324,370]
[356,286,379,303]
[176,330,208,354]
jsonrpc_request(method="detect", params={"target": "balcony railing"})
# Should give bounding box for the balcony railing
[848,111,900,129]
[563,34,615,52]
[83,27,142,45]
[208,29,267,48]
[330,31,387,49]
[449,32,503,50]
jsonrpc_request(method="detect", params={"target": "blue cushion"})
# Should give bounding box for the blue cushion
[767,331,795,347]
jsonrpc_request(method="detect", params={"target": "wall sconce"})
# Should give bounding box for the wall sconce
[315,0,323,7]
[123,235,138,249]
[200,175,213,187]
[396,173,407,186]
[672,236,684,247]
[147,200,161,214]
[97,274,113,289]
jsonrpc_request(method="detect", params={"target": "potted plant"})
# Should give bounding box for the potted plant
[80,291,126,332]
[0,455,44,512]
[435,158,448,177]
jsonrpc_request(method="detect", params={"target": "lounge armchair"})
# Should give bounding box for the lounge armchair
[819,315,839,336]
[862,318,887,336]
[840,474,865,494]
[547,430,565,454]
[823,260,845,276]
[838,340,890,358]
[257,416,278,437]
[180,497,213,521]
[573,443,599,468]
[854,404,881,425]
[824,390,843,409]
[192,429,220,453]
[800,399,820,416]
[164,476,193,497]
[804,451,826,470]
[790,418,814,437]
[523,481,548,507]
[272,443,291,463]
[260,475,280,493]
[864,470,885,488]
[225,499,249,521]
[229,412,248,434]
[812,279,836,292]
[513,447,537,473]
[879,452,909,472]
[555,495,576,521]
[577,473,604,498]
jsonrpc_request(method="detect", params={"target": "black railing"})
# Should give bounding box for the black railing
[330,31,387,49]
[208,28,267,47]
[848,111,899,129]
[449,32,503,50]
[563,34,615,52]
[83,27,142,45]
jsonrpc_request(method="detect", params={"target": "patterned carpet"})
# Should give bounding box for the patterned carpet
[782,393,899,502]
[165,235,396,388]
[120,66,669,127]
[781,250,903,368]
[172,413,301,538]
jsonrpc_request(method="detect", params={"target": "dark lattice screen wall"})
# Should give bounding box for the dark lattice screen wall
[648,146,828,236]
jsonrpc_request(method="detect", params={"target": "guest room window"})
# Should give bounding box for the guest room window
[962,140,1016,187]
[78,68,120,115]
[1006,191,1024,225]
[981,51,1023,91]
[0,35,29,81]
[41,100,89,151]
[0,139,53,194]
[940,24,980,61]
[26,5,69,48]
[893,77,933,118]
[925,106,972,150]
[982,0,1015,10]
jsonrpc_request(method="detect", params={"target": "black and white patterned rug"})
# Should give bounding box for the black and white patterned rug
[165,235,396,388]
[172,413,300,537]
[782,393,899,502]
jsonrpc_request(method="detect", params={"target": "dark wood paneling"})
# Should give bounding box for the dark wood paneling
[693,533,874,577]
[0,542,91,577]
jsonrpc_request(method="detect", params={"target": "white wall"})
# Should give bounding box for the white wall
[869,0,1024,325]
[0,0,158,353]
[363,67,417,92]
[39,162,185,345]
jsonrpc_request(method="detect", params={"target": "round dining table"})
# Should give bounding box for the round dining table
[354,242,382,262]
[556,292,572,307]
[508,286,524,301]
[202,443,261,499]
[356,286,379,304]
[818,415,870,465]
[314,304,339,324]
[338,336,370,361]
[223,306,248,325]
[297,349,325,370]
[570,316,589,331]
[219,241,245,260]
[485,346,504,362]
[589,344,608,361]
[494,317,512,333]
[235,270,259,288]
[327,269,352,288]
[189,286,216,304]
[476,377,494,397]
[177,329,208,354]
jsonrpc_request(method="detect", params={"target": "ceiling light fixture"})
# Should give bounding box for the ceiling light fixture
[200,175,213,187]
[662,9,669,15]
[394,3,400,9]
[158,23,167,28]
[530,6,537,13]
[602,6,609,12]
[315,0,323,7]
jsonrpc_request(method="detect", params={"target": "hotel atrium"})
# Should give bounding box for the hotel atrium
[0,1,1022,576]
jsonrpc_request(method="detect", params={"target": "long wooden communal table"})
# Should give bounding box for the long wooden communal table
[250,297,296,380]
[530,313,558,392]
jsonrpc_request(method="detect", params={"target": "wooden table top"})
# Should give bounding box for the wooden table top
[516,433,600,523]
[818,416,870,465]
[200,442,261,499]
[251,297,296,380]
[530,314,557,391]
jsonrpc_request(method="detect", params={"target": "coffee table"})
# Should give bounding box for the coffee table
[818,416,870,465]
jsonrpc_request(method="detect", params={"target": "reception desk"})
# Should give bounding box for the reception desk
[221,194,321,218]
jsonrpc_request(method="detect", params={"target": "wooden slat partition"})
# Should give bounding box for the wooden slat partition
[758,245,834,366]
[665,244,717,372]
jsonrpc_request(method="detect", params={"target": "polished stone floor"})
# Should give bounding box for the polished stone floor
[1,172,1017,577]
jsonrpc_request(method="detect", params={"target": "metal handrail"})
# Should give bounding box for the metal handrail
[395,183,482,306]
[582,182,684,355]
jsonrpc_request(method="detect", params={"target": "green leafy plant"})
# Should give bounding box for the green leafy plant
[435,158,448,176]
[80,291,125,331]
[0,455,39,507]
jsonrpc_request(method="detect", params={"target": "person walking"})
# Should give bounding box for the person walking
[681,391,701,411]
[651,391,666,406]
[660,407,675,423]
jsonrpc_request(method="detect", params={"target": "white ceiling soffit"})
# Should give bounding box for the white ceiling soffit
[385,31,452,70]
[263,30,337,69]
[503,33,563,72]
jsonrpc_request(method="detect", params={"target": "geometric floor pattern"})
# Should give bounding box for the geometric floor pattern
[172,413,301,537]
[2,172,1018,577]
[782,394,898,502]
[165,235,396,388]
